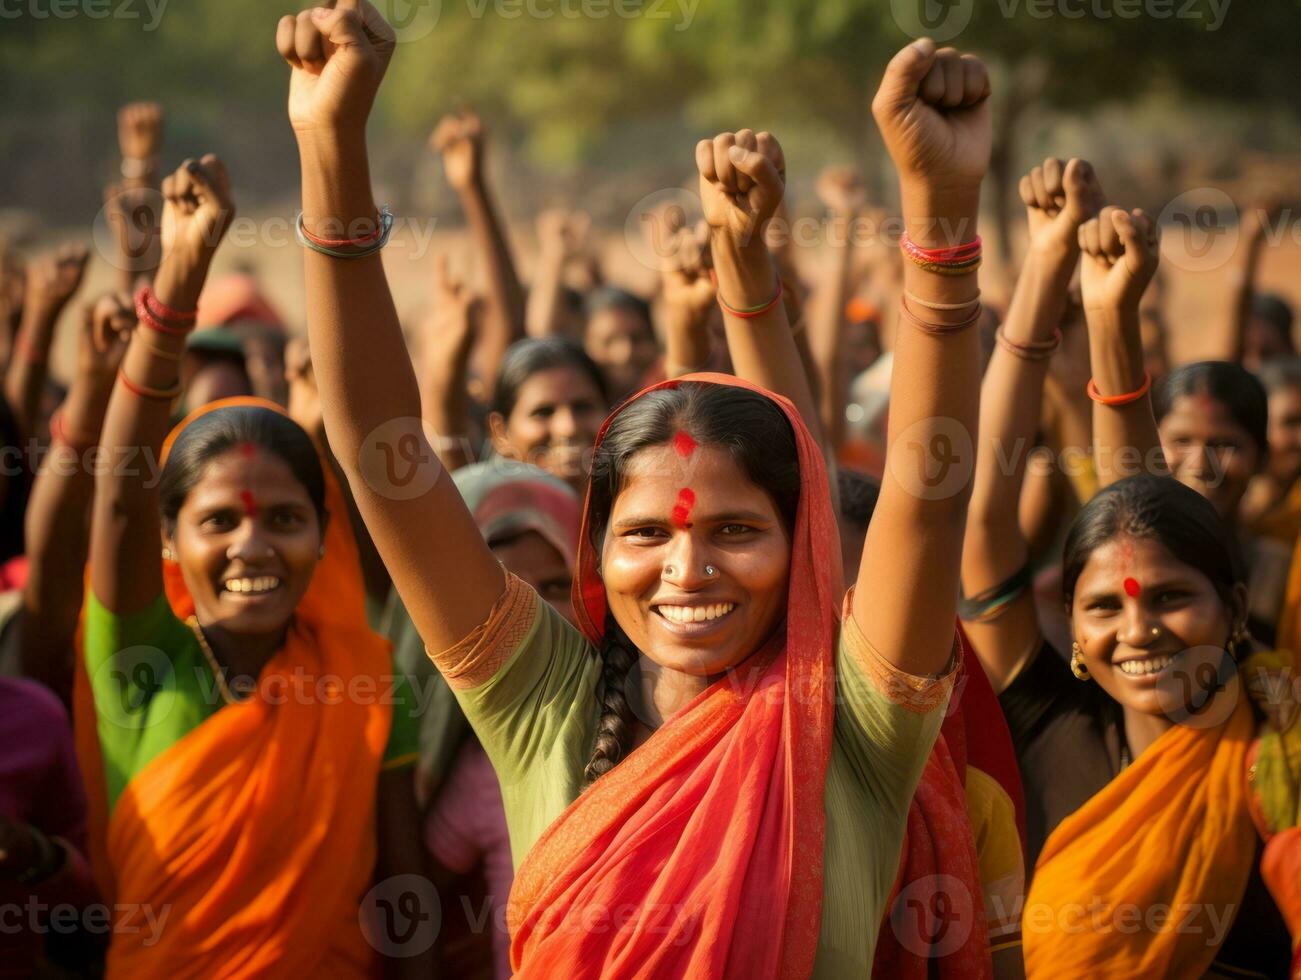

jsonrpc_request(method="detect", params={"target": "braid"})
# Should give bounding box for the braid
[583,613,638,787]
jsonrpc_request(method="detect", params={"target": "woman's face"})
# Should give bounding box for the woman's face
[491,366,607,488]
[1159,394,1262,520]
[585,307,657,399]
[600,443,791,677]
[165,445,321,637]
[1071,535,1244,719]
[1267,384,1301,486]
[491,530,575,625]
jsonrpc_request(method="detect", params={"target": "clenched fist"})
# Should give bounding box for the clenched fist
[1020,157,1104,257]
[160,156,235,274]
[695,129,785,247]
[82,291,134,376]
[430,110,485,192]
[1078,206,1160,315]
[117,102,164,163]
[276,0,395,138]
[871,39,991,195]
[26,244,89,313]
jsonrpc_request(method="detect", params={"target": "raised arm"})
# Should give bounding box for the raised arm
[807,166,866,449]
[89,158,234,614]
[104,102,165,294]
[1206,199,1273,364]
[526,208,588,339]
[417,254,477,470]
[695,130,823,444]
[277,0,502,653]
[4,245,89,440]
[660,220,717,379]
[21,293,133,698]
[961,157,1101,691]
[854,40,990,677]
[431,109,524,397]
[1080,206,1165,489]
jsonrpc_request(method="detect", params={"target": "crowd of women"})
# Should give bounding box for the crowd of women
[2,1,1300,976]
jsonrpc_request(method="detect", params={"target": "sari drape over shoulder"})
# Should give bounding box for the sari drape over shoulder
[74,398,391,979]
[506,374,840,980]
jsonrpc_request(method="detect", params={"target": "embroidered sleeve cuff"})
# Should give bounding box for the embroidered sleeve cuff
[426,572,538,690]
[840,588,960,713]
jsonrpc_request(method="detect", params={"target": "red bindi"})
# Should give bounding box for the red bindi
[238,441,256,459]
[672,430,697,459]
[671,487,696,529]
[1123,577,1141,598]
[240,489,258,518]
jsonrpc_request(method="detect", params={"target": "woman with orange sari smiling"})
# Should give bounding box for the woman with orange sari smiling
[279,3,989,973]
[1011,204,1300,976]
[80,155,431,978]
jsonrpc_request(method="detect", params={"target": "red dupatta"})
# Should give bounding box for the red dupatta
[506,373,840,979]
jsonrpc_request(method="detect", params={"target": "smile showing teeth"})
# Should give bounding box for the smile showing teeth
[1117,654,1174,677]
[657,603,735,625]
[224,576,281,595]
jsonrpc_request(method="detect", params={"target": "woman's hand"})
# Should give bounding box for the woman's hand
[431,109,484,193]
[117,101,164,164]
[1022,157,1104,259]
[83,291,134,376]
[695,129,786,248]
[156,155,235,308]
[1078,206,1160,316]
[277,0,395,140]
[25,244,89,319]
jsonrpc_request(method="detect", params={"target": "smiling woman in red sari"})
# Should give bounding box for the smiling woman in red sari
[278,3,992,974]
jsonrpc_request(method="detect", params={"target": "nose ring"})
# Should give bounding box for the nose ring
[1151,627,1161,638]
[705,564,717,577]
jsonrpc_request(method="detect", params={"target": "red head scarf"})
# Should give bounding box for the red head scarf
[507,373,841,979]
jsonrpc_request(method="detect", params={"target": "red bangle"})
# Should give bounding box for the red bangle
[141,287,197,324]
[118,369,181,402]
[299,213,387,249]
[135,289,192,338]
[901,234,982,264]
[49,410,96,451]
[717,279,784,319]
[1087,371,1152,406]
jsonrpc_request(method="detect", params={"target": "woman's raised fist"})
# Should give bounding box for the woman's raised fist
[694,129,785,248]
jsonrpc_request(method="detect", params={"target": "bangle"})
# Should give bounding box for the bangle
[905,288,981,312]
[898,293,982,336]
[135,286,195,338]
[901,233,983,275]
[118,369,181,402]
[142,287,197,325]
[296,206,394,259]
[717,278,784,319]
[995,325,1061,362]
[49,409,97,452]
[299,209,389,248]
[1087,371,1152,406]
[120,156,156,181]
[135,332,185,362]
[14,826,64,885]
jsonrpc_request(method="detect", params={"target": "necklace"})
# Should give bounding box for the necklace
[187,616,249,706]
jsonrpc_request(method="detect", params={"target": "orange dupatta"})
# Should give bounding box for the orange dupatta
[1022,694,1257,978]
[74,398,391,979]
[506,374,840,979]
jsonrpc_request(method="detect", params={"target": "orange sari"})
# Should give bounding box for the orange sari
[1023,694,1257,978]
[74,398,391,978]
[507,374,839,979]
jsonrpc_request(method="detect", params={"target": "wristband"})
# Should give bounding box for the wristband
[1087,371,1152,406]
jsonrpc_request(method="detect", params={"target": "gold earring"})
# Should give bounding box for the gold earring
[161,546,174,562]
[1070,641,1091,681]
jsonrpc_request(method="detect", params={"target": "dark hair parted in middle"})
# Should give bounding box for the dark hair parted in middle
[1062,474,1245,607]
[581,382,802,784]
[158,405,327,536]
[1154,361,1269,457]
[491,337,610,418]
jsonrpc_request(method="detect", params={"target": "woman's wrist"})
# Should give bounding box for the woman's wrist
[298,135,378,232]
[709,232,778,309]
[900,182,981,249]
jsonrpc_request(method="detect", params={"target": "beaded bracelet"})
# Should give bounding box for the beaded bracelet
[1087,371,1152,406]
[995,325,1062,362]
[898,292,982,336]
[296,206,395,259]
[118,369,181,401]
